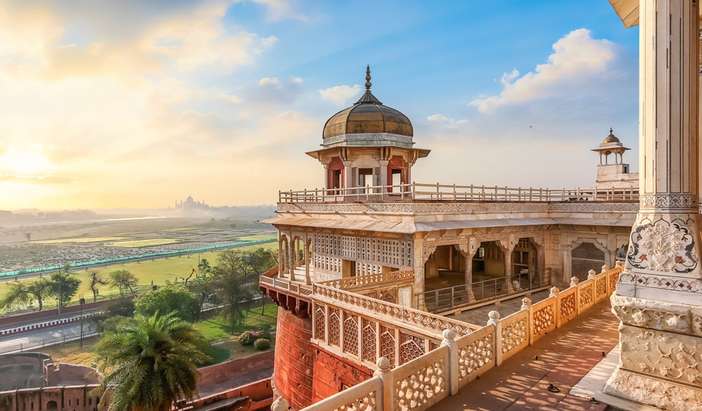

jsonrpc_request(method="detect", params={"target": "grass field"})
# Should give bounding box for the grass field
[236,233,277,242]
[110,238,180,248]
[194,303,278,341]
[0,240,276,311]
[33,236,125,244]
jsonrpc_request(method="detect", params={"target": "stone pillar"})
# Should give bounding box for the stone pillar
[343,160,353,189]
[500,237,516,292]
[288,233,296,281]
[413,235,426,309]
[322,163,329,191]
[379,160,389,188]
[604,1,702,408]
[304,235,311,285]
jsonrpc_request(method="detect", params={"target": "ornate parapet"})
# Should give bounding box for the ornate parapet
[299,265,624,411]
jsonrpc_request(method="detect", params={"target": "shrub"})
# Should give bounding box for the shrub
[253,338,271,351]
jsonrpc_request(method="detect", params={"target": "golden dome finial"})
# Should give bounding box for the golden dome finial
[365,65,372,91]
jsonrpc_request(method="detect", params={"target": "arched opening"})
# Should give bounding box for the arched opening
[472,241,505,282]
[511,238,539,289]
[424,245,466,291]
[46,401,57,411]
[571,242,606,280]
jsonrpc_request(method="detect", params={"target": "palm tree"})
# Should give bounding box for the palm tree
[27,278,52,311]
[109,270,138,296]
[0,282,31,311]
[213,253,253,329]
[95,312,208,411]
[89,272,108,303]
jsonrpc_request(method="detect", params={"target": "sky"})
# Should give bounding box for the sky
[0,0,639,210]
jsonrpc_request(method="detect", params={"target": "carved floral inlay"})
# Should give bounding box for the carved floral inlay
[627,217,697,273]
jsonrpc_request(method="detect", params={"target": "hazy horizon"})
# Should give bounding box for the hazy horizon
[0,0,638,210]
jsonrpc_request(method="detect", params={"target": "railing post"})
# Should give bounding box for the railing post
[436,182,440,200]
[521,296,533,345]
[549,286,560,327]
[412,181,416,200]
[453,183,456,200]
[441,329,459,395]
[487,310,502,366]
[470,184,474,200]
[450,286,455,309]
[375,357,394,411]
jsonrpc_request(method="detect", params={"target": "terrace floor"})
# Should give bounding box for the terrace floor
[432,300,619,410]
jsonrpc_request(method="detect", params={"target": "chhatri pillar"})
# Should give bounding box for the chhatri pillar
[604,0,702,408]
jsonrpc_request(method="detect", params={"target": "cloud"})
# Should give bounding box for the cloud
[470,29,617,113]
[319,84,361,106]
[250,0,308,22]
[0,1,322,209]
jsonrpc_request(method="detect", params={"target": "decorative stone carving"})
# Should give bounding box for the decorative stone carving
[618,325,702,387]
[610,295,696,335]
[639,193,697,210]
[500,314,528,355]
[627,217,698,273]
[393,356,447,410]
[605,368,702,411]
[618,271,702,294]
[456,328,495,386]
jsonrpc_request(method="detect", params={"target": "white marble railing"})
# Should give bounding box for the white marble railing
[320,270,414,290]
[313,282,478,337]
[259,274,312,296]
[280,182,639,204]
[302,263,624,411]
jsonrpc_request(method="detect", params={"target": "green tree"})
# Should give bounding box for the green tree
[88,272,108,303]
[109,270,138,296]
[95,312,208,411]
[213,251,253,329]
[27,278,52,311]
[0,282,31,311]
[49,271,81,314]
[186,264,216,321]
[135,285,199,323]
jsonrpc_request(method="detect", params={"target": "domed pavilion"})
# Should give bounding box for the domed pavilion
[307,66,430,192]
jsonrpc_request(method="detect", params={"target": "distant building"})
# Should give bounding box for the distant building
[591,128,638,191]
[175,195,210,210]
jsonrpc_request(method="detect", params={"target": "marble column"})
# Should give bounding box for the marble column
[604,1,702,408]
[303,235,311,285]
[343,160,353,190]
[379,160,389,188]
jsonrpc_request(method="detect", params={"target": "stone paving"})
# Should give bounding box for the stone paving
[433,301,619,410]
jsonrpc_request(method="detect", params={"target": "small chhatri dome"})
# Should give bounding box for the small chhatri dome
[601,127,622,145]
[322,65,413,140]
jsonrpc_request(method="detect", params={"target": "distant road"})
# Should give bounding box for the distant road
[0,321,98,355]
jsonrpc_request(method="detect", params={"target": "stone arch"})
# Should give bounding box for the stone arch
[570,238,609,280]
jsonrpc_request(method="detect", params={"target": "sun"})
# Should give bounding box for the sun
[0,146,54,179]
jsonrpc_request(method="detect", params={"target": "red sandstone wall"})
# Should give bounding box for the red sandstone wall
[273,308,314,410]
[311,348,372,403]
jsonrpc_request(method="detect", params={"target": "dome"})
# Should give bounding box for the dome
[322,66,413,140]
[601,128,622,145]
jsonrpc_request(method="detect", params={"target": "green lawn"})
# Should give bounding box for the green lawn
[194,303,278,342]
[0,241,276,313]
